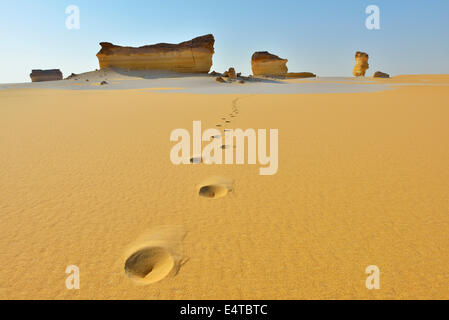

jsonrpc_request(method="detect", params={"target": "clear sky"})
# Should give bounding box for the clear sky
[0,0,448,83]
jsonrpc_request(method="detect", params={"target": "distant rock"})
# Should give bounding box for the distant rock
[210,71,221,76]
[238,80,245,84]
[223,67,236,79]
[251,51,288,76]
[216,77,226,83]
[30,69,63,82]
[237,72,241,77]
[285,72,316,79]
[353,51,369,77]
[100,81,108,85]
[65,73,78,80]
[373,71,390,78]
[96,34,215,73]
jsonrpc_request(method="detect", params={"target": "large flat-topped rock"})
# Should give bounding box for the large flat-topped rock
[251,51,288,76]
[96,34,215,73]
[30,69,63,82]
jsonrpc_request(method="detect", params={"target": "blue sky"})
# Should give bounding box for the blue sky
[0,0,448,83]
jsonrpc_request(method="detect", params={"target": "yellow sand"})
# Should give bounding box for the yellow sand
[1,75,448,299]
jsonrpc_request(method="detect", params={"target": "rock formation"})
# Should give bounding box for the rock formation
[65,73,78,80]
[96,34,215,73]
[30,69,63,82]
[373,71,390,78]
[285,72,316,79]
[251,51,288,76]
[353,51,369,77]
[223,67,236,79]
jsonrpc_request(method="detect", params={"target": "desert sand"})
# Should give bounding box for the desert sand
[0,74,448,299]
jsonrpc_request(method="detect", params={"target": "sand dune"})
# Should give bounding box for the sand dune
[0,75,448,299]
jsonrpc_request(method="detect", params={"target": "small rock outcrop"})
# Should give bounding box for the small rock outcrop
[30,69,63,82]
[223,67,236,79]
[285,72,316,79]
[216,77,226,83]
[353,51,369,77]
[251,51,288,76]
[65,73,78,80]
[373,71,390,78]
[96,34,215,73]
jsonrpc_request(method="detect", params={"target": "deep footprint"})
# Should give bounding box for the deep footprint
[198,177,234,199]
[199,185,231,199]
[190,157,202,164]
[124,247,175,284]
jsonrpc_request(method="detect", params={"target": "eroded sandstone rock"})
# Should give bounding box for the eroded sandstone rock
[223,67,236,79]
[96,34,215,73]
[373,71,390,78]
[30,69,63,82]
[251,51,288,76]
[353,51,369,77]
[285,72,316,79]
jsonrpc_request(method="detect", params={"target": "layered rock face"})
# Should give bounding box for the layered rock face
[353,51,369,77]
[251,51,288,76]
[96,34,215,73]
[30,69,63,82]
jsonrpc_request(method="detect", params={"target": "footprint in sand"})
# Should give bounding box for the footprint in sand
[190,157,202,164]
[124,247,174,284]
[124,226,186,285]
[197,177,234,199]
